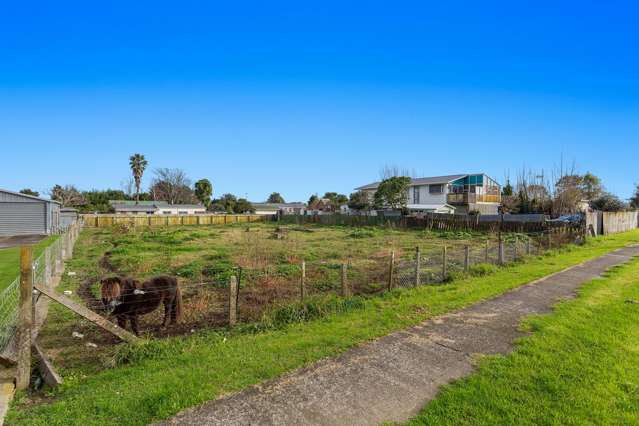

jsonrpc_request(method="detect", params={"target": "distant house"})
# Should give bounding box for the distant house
[109,200,206,215]
[355,173,501,215]
[0,188,61,236]
[252,202,306,216]
[307,198,336,215]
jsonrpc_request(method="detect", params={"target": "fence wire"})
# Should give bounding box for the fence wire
[0,222,81,353]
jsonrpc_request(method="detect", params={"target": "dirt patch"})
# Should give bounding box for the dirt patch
[0,234,46,249]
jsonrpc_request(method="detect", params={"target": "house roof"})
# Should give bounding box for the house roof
[406,203,456,211]
[253,202,306,211]
[109,200,169,206]
[0,188,61,204]
[355,174,467,191]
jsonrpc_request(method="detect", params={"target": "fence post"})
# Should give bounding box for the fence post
[341,263,350,297]
[513,241,518,260]
[485,239,489,263]
[547,232,552,250]
[414,247,421,287]
[526,238,531,255]
[388,251,395,291]
[228,276,237,327]
[17,246,33,391]
[442,246,448,280]
[498,238,505,265]
[464,245,470,272]
[300,261,306,302]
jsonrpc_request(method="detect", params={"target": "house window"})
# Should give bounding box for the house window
[429,184,443,194]
[178,211,188,215]
[413,186,420,204]
[162,211,172,215]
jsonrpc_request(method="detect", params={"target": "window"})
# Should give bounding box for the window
[413,186,420,204]
[162,211,172,215]
[429,184,443,194]
[178,211,188,215]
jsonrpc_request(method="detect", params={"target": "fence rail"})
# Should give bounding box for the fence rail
[81,214,271,228]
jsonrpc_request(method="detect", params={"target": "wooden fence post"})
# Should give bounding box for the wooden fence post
[388,251,395,291]
[513,241,518,260]
[341,263,350,297]
[300,261,306,302]
[498,238,505,265]
[526,238,531,255]
[414,247,421,287]
[442,246,448,280]
[228,276,237,327]
[485,239,489,263]
[463,245,470,272]
[17,246,33,391]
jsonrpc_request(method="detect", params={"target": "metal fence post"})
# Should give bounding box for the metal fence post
[388,251,395,291]
[464,245,470,272]
[17,246,33,391]
[442,246,448,280]
[414,247,421,287]
[341,263,350,297]
[300,261,306,302]
[228,276,237,327]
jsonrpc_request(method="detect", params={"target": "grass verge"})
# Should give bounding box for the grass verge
[405,254,639,425]
[0,236,58,291]
[7,230,639,425]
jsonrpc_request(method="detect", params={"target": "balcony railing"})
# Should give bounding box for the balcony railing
[447,193,501,204]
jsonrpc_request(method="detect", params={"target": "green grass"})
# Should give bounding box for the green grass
[0,236,58,291]
[405,254,639,425]
[6,229,639,426]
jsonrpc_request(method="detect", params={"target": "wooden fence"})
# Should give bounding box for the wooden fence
[586,210,639,236]
[81,214,272,228]
[280,213,582,235]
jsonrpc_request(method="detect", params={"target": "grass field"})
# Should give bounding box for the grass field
[0,236,58,291]
[6,226,639,425]
[405,256,639,425]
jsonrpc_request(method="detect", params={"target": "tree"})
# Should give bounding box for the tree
[129,153,148,204]
[630,184,639,209]
[150,168,196,204]
[590,193,627,212]
[323,192,348,209]
[267,192,285,204]
[308,194,319,207]
[579,172,603,200]
[194,179,213,208]
[82,189,130,213]
[348,191,371,211]
[210,193,237,213]
[50,185,86,207]
[501,180,513,197]
[234,198,255,213]
[19,188,39,197]
[373,176,411,210]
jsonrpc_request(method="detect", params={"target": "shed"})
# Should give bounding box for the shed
[0,188,61,236]
[60,208,79,229]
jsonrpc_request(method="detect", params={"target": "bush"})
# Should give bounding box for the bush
[469,263,499,277]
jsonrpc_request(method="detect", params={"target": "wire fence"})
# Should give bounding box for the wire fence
[0,222,82,353]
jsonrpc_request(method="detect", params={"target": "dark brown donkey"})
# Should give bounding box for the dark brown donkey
[100,275,183,335]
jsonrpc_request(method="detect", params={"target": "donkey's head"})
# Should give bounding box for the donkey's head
[100,276,123,310]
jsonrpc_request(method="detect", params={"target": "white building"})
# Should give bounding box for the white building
[109,200,206,215]
[252,202,306,216]
[355,173,501,215]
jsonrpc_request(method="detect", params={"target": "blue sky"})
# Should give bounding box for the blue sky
[1,1,637,201]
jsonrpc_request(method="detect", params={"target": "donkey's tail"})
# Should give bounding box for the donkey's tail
[174,285,184,323]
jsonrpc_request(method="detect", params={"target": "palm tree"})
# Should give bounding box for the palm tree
[129,153,148,204]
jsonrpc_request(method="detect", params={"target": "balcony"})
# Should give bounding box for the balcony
[447,193,501,204]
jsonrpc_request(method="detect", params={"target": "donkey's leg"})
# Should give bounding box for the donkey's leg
[117,315,127,330]
[163,301,171,327]
[130,315,140,336]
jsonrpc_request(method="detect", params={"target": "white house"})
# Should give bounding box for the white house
[109,200,206,215]
[355,173,501,215]
[252,202,306,216]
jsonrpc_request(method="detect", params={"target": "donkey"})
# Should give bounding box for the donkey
[100,275,183,335]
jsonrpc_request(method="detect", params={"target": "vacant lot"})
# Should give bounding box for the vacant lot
[8,228,639,425]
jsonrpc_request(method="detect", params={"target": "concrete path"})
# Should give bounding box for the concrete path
[163,245,639,426]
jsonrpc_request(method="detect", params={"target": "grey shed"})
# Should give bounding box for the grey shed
[0,188,61,236]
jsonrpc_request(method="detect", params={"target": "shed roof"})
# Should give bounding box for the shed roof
[0,188,61,204]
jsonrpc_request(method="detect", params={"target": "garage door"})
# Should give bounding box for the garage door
[0,202,46,236]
